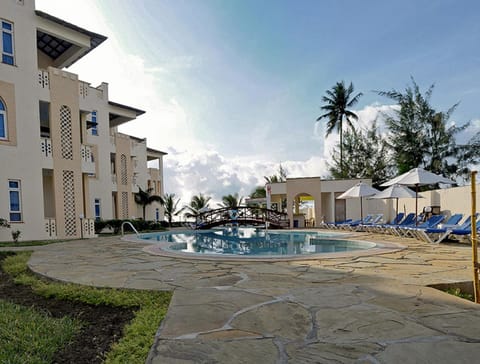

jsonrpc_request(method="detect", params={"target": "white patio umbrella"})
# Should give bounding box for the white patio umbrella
[381,168,455,225]
[370,184,419,224]
[337,182,380,222]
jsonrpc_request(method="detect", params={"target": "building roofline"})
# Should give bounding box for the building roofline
[147,147,168,156]
[108,101,145,116]
[35,10,107,66]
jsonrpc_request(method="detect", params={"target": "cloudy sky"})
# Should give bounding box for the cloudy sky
[37,0,480,205]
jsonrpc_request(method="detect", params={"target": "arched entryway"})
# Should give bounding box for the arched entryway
[292,193,316,228]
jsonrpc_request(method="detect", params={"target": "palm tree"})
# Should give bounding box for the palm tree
[218,193,243,208]
[184,193,211,218]
[134,187,164,220]
[249,186,266,199]
[264,164,287,184]
[316,81,362,174]
[163,193,182,227]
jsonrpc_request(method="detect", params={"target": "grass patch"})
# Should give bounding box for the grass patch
[0,300,80,364]
[445,287,474,301]
[2,252,172,363]
[0,239,70,247]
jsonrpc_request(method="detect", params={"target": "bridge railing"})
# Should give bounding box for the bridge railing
[195,206,289,229]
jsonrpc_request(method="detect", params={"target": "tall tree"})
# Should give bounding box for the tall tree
[249,186,266,199]
[328,121,393,187]
[377,78,479,179]
[184,193,211,217]
[219,193,243,208]
[264,164,288,184]
[163,193,182,227]
[316,81,363,175]
[134,187,164,220]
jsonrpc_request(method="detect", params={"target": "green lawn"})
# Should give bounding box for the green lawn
[0,239,69,247]
[2,252,172,363]
[0,300,80,364]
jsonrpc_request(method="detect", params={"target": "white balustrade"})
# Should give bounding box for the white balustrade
[38,69,49,88]
[81,145,95,173]
[44,218,56,238]
[40,138,53,158]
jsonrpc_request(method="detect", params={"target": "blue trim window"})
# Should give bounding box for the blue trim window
[8,180,22,222]
[94,198,101,220]
[2,20,14,65]
[91,110,98,136]
[0,98,6,139]
[155,208,160,222]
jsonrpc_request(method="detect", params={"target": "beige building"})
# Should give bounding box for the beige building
[269,178,479,228]
[269,178,383,228]
[0,0,166,241]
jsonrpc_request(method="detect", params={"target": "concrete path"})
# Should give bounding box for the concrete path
[21,231,480,363]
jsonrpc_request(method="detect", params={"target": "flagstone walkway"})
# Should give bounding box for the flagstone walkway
[21,231,480,363]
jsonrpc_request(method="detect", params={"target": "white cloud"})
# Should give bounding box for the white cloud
[163,148,332,208]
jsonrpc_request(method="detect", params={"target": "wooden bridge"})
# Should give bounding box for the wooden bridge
[194,206,289,230]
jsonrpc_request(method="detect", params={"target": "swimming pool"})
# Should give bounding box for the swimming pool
[139,227,377,258]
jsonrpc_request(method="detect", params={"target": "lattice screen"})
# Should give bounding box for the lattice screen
[62,170,77,236]
[120,154,128,185]
[60,105,73,160]
[121,192,128,218]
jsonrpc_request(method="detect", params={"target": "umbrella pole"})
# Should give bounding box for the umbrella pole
[415,184,419,226]
[360,197,363,223]
[396,198,399,224]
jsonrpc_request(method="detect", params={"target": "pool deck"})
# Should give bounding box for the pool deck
[6,230,480,363]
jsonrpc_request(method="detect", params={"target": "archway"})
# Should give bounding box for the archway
[292,193,316,228]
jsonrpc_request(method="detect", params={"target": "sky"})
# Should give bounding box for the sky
[36,0,480,206]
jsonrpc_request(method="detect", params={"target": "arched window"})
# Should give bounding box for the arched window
[0,98,7,140]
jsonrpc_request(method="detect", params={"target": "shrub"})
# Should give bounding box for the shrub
[94,219,167,235]
[11,230,21,243]
[0,218,10,228]
[94,219,108,234]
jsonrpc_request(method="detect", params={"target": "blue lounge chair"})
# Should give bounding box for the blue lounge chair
[338,215,373,230]
[361,214,384,231]
[400,214,445,239]
[418,215,477,244]
[325,219,352,229]
[443,216,480,243]
[383,213,416,235]
[369,212,405,233]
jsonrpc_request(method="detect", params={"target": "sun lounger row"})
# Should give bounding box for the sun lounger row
[321,212,480,244]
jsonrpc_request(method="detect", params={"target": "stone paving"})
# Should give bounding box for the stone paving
[14,231,480,363]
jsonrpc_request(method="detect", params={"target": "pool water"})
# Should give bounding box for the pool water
[140,227,375,257]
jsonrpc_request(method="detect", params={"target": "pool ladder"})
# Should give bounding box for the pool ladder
[121,221,140,237]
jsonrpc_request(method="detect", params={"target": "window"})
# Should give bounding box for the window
[1,20,14,65]
[155,208,159,222]
[0,98,6,139]
[8,180,22,221]
[39,101,50,137]
[94,198,101,220]
[91,110,98,136]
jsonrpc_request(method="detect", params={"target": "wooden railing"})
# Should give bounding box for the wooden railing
[195,206,289,229]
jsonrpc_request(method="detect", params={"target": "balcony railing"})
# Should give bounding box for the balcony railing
[44,218,56,238]
[82,218,96,238]
[40,138,53,158]
[81,145,95,174]
[38,69,49,89]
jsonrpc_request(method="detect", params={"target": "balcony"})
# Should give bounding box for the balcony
[81,145,95,174]
[81,218,96,238]
[38,69,50,89]
[40,138,53,157]
[44,218,56,238]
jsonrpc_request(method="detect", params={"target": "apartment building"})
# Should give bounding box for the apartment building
[0,0,166,241]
